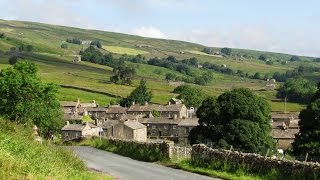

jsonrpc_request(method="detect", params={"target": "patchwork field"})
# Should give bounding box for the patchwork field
[0,19,313,111]
[103,45,149,55]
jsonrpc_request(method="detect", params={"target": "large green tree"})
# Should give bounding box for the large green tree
[120,79,152,107]
[110,66,135,85]
[0,61,62,134]
[292,84,320,156]
[189,88,275,153]
[173,85,206,108]
[277,77,317,104]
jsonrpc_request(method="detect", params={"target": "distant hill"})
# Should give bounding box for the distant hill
[0,19,316,111]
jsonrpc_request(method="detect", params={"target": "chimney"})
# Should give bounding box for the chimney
[132,101,135,105]
[145,101,148,105]
[168,101,171,105]
[92,100,96,107]
[77,98,80,104]
[173,114,178,120]
[65,121,70,125]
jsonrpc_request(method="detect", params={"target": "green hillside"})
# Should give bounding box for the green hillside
[0,119,111,179]
[0,19,316,111]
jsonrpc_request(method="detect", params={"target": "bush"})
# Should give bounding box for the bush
[61,43,68,49]
[91,138,166,162]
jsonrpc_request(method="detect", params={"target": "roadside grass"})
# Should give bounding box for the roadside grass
[0,119,112,180]
[167,160,272,180]
[103,45,149,55]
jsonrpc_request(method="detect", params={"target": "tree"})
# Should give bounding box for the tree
[90,40,102,48]
[0,62,62,134]
[110,66,136,85]
[61,43,68,49]
[173,85,205,108]
[120,79,152,106]
[258,54,268,61]
[165,73,176,80]
[26,45,33,52]
[290,55,301,62]
[8,56,18,65]
[190,88,275,153]
[220,47,231,55]
[277,77,317,104]
[292,84,320,156]
[253,72,261,79]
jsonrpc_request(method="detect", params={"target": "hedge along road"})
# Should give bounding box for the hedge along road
[71,146,219,180]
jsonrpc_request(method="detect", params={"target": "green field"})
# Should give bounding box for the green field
[0,19,313,111]
[103,45,149,55]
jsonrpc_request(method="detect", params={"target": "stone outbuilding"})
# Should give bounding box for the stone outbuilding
[61,121,101,142]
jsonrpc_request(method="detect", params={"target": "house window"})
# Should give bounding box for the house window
[164,125,168,129]
[65,132,69,137]
[75,132,79,137]
[172,125,177,129]
[88,112,92,116]
[185,127,190,134]
[152,125,156,129]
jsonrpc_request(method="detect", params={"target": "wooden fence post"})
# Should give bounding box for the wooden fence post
[304,153,309,163]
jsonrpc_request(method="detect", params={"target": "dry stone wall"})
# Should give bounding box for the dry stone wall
[191,144,320,179]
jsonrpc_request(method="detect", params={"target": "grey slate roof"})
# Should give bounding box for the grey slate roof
[62,124,85,131]
[60,101,79,107]
[124,120,146,130]
[101,120,119,128]
[127,104,184,112]
[138,117,182,125]
[178,118,199,127]
[63,113,83,120]
[106,107,128,114]
[272,128,299,139]
[85,107,108,112]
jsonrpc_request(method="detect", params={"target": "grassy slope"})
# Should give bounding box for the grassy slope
[0,19,311,111]
[0,119,112,179]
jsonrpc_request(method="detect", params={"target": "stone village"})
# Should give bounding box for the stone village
[60,98,299,150]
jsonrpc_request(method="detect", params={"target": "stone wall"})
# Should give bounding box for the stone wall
[103,138,174,160]
[191,144,320,178]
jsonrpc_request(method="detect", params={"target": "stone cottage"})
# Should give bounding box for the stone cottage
[105,106,128,120]
[127,102,188,119]
[138,117,182,141]
[61,121,101,142]
[178,118,199,145]
[271,112,300,149]
[60,99,80,114]
[84,107,108,120]
[101,119,147,142]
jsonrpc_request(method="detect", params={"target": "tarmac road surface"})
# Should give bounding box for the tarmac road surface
[71,146,219,180]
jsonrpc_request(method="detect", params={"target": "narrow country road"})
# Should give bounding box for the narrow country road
[71,146,218,180]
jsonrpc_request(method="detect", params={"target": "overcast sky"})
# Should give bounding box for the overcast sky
[1,0,319,57]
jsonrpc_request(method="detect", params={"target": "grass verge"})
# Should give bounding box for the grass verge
[0,119,113,180]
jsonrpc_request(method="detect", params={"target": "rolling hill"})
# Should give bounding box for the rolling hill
[0,19,317,111]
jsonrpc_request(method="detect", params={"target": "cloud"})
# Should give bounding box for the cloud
[0,0,97,29]
[168,25,320,57]
[131,26,167,39]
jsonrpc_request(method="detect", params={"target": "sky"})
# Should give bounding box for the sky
[0,0,319,57]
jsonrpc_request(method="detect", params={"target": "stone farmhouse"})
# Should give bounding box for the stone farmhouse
[177,119,199,145]
[271,112,300,149]
[138,117,199,144]
[127,102,188,119]
[61,121,101,142]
